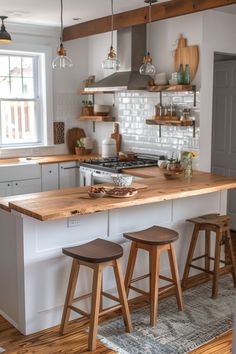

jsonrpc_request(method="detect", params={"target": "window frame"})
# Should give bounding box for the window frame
[0,43,53,148]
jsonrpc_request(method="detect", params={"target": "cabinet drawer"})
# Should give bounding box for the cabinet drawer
[12,179,41,196]
[41,164,59,192]
[59,162,77,189]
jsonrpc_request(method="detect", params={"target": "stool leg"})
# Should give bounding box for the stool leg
[168,243,184,311]
[60,259,80,335]
[150,246,160,327]
[182,224,199,288]
[113,259,132,333]
[212,230,222,299]
[205,230,211,276]
[125,242,138,296]
[88,264,102,351]
[226,229,236,287]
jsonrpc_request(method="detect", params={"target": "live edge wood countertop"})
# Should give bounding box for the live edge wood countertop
[0,168,236,222]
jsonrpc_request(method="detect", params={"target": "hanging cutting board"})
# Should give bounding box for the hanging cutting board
[67,127,86,154]
[174,35,199,81]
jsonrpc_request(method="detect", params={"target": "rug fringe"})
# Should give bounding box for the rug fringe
[98,335,130,354]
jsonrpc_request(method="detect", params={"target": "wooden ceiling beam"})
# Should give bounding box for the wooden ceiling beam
[63,0,236,41]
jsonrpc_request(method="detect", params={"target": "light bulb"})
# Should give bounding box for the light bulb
[102,58,120,70]
[52,44,73,69]
[139,62,156,76]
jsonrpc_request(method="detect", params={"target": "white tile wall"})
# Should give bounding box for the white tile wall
[115,90,200,158]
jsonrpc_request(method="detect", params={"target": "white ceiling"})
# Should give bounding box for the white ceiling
[1,0,236,28]
[1,0,170,28]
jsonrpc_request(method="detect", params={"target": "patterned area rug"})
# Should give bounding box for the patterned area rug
[98,275,236,354]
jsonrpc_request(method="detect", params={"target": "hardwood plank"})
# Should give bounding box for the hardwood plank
[63,0,236,41]
[1,171,236,221]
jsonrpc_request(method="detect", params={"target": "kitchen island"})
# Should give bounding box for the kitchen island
[0,169,236,335]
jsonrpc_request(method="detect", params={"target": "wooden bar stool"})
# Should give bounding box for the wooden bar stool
[182,214,236,298]
[124,226,184,327]
[60,238,132,351]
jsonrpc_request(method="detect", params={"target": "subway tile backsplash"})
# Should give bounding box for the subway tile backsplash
[115,91,200,157]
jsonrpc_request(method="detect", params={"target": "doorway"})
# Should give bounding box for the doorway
[211,53,236,230]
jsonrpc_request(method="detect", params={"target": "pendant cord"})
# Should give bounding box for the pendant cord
[60,0,63,44]
[147,2,152,54]
[111,0,114,47]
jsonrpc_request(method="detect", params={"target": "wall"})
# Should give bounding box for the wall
[200,10,236,171]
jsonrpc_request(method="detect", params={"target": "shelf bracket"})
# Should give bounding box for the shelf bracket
[158,124,162,138]
[92,121,96,133]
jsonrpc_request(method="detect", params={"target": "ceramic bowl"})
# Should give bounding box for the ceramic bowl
[88,191,106,198]
[112,174,133,187]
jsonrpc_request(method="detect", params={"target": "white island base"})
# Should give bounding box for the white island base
[0,191,227,335]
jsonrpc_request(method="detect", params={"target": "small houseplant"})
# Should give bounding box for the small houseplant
[81,100,94,116]
[75,138,86,155]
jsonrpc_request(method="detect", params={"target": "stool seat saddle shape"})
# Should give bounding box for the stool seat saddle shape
[60,238,132,351]
[124,226,184,327]
[182,214,236,299]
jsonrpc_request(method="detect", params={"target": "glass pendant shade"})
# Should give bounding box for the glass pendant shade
[0,16,12,43]
[102,45,120,70]
[52,0,73,69]
[52,43,73,69]
[139,52,156,76]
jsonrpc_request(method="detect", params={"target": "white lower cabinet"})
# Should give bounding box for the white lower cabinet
[59,162,77,189]
[0,182,12,197]
[41,164,59,192]
[12,179,41,195]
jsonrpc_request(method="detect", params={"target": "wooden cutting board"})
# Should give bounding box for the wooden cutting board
[67,128,86,154]
[111,123,122,153]
[174,35,199,81]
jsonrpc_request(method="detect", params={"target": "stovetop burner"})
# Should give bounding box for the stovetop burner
[80,154,163,173]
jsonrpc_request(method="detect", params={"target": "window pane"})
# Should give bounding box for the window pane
[11,78,23,98]
[0,77,10,97]
[22,57,33,77]
[1,100,38,144]
[0,56,9,76]
[10,56,22,77]
[23,78,34,98]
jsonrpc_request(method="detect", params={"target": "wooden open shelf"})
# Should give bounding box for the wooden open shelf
[79,115,115,122]
[146,118,195,138]
[147,84,196,92]
[80,89,114,95]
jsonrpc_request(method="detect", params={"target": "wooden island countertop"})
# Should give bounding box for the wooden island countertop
[0,169,236,221]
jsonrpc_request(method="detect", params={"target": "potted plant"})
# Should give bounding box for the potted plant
[75,138,86,155]
[81,100,94,116]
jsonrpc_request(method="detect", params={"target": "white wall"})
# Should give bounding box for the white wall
[200,10,236,171]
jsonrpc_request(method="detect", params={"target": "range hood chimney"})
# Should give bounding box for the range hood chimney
[84,24,153,92]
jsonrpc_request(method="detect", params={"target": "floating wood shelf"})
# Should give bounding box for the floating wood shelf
[146,119,196,138]
[147,84,196,92]
[80,90,114,95]
[79,115,115,122]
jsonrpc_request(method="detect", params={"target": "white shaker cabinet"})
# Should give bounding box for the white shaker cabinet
[41,164,59,192]
[12,179,41,195]
[0,182,12,197]
[59,161,77,189]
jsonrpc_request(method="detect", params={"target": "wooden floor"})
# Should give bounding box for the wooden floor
[0,234,235,354]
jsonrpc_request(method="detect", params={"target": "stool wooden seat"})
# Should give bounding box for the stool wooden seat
[60,238,132,351]
[124,226,184,327]
[182,214,236,299]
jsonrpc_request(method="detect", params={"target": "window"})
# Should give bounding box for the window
[0,51,46,147]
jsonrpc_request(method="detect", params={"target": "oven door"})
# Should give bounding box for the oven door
[92,170,113,185]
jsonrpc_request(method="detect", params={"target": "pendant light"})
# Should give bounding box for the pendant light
[102,0,120,70]
[0,16,12,43]
[52,0,72,69]
[139,0,157,76]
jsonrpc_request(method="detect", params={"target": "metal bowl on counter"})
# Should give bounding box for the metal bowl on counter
[112,174,133,187]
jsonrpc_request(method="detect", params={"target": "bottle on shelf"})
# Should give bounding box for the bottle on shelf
[184,64,191,84]
[177,64,184,84]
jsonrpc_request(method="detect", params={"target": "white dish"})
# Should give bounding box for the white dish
[106,189,137,198]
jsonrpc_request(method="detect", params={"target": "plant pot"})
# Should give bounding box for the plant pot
[81,106,94,116]
[75,147,86,156]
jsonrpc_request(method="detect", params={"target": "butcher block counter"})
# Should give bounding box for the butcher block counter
[0,154,99,165]
[0,168,236,336]
[0,170,236,221]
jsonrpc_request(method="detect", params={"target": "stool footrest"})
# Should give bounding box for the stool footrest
[99,304,122,317]
[159,274,174,283]
[189,264,214,274]
[68,305,90,318]
[102,291,120,303]
[159,284,176,296]
[130,273,150,284]
[72,292,91,303]
[129,285,149,297]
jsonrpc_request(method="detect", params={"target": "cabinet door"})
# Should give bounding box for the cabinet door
[59,162,77,189]
[12,179,41,196]
[0,182,12,197]
[41,164,59,192]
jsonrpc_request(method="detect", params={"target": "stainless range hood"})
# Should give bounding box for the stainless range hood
[84,24,153,92]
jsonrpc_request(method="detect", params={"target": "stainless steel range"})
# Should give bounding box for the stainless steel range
[79,154,163,186]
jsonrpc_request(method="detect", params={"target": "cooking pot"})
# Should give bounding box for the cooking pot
[102,138,116,158]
